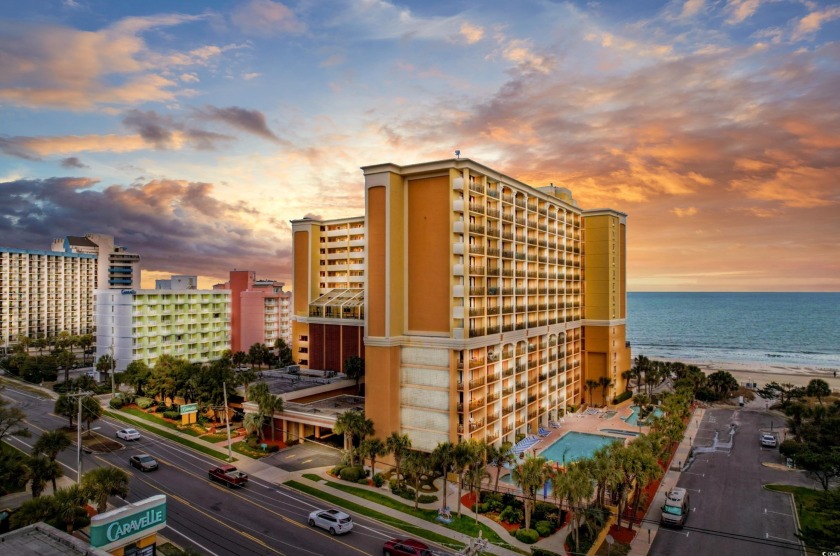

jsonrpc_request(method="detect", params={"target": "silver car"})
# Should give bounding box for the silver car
[129,454,158,472]
[761,433,777,447]
[116,428,141,441]
[308,509,353,535]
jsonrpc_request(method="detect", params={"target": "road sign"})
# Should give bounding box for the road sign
[179,403,198,414]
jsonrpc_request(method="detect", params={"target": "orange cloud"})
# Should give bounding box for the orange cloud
[672,207,698,217]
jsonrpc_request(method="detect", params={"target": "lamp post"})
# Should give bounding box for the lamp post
[110,340,116,398]
[222,382,233,462]
[66,390,93,483]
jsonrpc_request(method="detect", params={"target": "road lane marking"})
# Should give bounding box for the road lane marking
[766,533,792,541]
[162,526,221,556]
[764,508,793,517]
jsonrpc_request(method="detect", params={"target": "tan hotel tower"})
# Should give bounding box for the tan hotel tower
[292,159,630,451]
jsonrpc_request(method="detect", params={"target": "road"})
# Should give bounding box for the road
[1,383,451,556]
[650,407,811,556]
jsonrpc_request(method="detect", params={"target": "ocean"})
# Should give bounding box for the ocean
[626,292,840,369]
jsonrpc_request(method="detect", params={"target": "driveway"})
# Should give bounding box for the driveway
[262,440,342,471]
[650,407,811,556]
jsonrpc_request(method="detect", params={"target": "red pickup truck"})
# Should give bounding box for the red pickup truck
[208,465,249,488]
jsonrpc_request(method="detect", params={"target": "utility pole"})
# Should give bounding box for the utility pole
[110,340,116,398]
[223,382,233,462]
[65,390,93,483]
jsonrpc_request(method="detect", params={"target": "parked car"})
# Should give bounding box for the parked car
[308,509,353,535]
[116,428,141,441]
[383,538,433,556]
[129,454,158,472]
[761,433,778,447]
[660,487,690,528]
[208,465,249,487]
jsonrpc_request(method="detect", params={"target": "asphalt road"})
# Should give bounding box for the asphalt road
[650,407,812,556]
[1,383,450,556]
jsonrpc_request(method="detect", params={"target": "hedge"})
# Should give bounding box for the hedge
[135,397,153,409]
[613,390,633,404]
[339,466,365,482]
[109,398,124,409]
[534,520,553,537]
[162,410,180,421]
[515,528,539,544]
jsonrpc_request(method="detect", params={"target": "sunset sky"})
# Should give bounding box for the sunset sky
[1,0,838,292]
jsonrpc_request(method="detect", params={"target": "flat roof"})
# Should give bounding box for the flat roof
[0,523,111,556]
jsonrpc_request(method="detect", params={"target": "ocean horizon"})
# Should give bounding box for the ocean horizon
[626,292,840,369]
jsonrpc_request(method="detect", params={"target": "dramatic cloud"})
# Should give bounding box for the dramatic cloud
[460,23,485,44]
[0,176,291,280]
[122,109,233,150]
[231,0,305,36]
[196,106,284,143]
[60,157,88,168]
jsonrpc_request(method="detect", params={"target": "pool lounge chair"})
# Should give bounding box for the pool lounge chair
[549,420,562,428]
[538,427,551,437]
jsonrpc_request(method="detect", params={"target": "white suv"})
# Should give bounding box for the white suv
[761,433,777,447]
[308,509,353,535]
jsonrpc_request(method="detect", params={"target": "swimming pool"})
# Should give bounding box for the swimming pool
[539,431,621,464]
[623,405,664,426]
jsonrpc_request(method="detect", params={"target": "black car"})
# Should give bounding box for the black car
[129,454,159,472]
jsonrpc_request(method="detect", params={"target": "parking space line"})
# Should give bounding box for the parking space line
[764,508,792,517]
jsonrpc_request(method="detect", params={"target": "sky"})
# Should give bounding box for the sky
[1,0,838,292]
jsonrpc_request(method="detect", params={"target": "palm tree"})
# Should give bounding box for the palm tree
[599,376,613,405]
[628,447,662,530]
[488,441,515,492]
[631,355,650,394]
[334,410,367,466]
[56,349,76,385]
[402,451,433,510]
[33,430,71,491]
[359,438,387,477]
[585,379,599,406]
[343,356,365,395]
[24,455,61,498]
[10,496,55,529]
[386,432,412,488]
[553,463,594,553]
[432,442,456,512]
[249,383,283,441]
[511,456,551,530]
[0,447,28,493]
[465,458,490,523]
[82,466,130,513]
[54,395,76,428]
[452,441,477,517]
[53,484,87,532]
[81,395,102,436]
[243,412,265,440]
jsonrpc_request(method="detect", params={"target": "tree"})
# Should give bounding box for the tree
[452,441,478,517]
[794,446,840,491]
[757,381,806,408]
[274,339,294,367]
[10,496,55,529]
[627,444,662,530]
[33,430,72,491]
[56,349,77,385]
[488,441,515,493]
[585,379,599,406]
[237,367,258,401]
[465,457,490,523]
[81,395,102,435]
[122,361,152,396]
[24,455,61,498]
[82,466,130,513]
[243,412,264,440]
[55,395,77,428]
[553,464,595,554]
[232,351,248,369]
[806,379,831,406]
[402,451,433,510]
[512,456,551,530]
[248,343,268,370]
[249,383,284,441]
[344,356,365,395]
[96,353,114,376]
[78,334,94,366]
[631,355,651,394]
[53,484,87,532]
[0,389,30,442]
[359,438,387,477]
[707,371,739,400]
[0,446,28,495]
[333,410,368,466]
[386,432,412,489]
[599,376,613,405]
[432,442,456,512]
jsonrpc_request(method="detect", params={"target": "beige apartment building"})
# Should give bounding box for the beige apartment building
[292,158,630,451]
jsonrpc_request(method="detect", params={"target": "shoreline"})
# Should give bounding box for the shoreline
[656,357,840,390]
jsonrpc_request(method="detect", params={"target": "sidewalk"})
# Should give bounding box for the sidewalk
[628,406,706,556]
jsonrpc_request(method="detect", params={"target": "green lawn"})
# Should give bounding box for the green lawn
[765,484,839,552]
[286,480,466,552]
[297,474,522,554]
[231,440,271,459]
[104,410,235,462]
[118,407,202,437]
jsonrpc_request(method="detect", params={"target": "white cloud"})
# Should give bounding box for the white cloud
[725,0,762,25]
[460,22,485,44]
[231,0,305,36]
[792,6,840,41]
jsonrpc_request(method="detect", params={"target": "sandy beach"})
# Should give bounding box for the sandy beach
[660,358,840,391]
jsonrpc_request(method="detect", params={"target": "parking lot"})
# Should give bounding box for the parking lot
[650,408,811,556]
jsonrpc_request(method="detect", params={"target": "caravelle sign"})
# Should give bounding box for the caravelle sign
[90,494,166,550]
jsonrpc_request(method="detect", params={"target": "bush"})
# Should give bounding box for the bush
[417,493,437,504]
[613,390,633,404]
[135,397,153,409]
[372,473,385,487]
[501,492,523,510]
[154,404,167,413]
[533,501,556,522]
[499,505,523,524]
[109,398,124,409]
[357,478,370,485]
[339,466,365,483]
[515,528,539,544]
[331,465,347,477]
[534,520,553,537]
[163,411,180,421]
[481,491,504,513]
[119,393,136,405]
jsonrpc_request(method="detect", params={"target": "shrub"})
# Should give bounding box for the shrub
[109,398,124,409]
[331,465,347,477]
[481,491,504,513]
[154,405,167,413]
[499,505,523,524]
[135,397,153,409]
[533,502,555,522]
[472,502,491,513]
[339,466,365,483]
[515,528,539,544]
[534,520,553,537]
[372,473,385,487]
[357,478,370,485]
[119,393,136,405]
[163,411,180,421]
[417,494,437,504]
[613,391,632,404]
[501,492,523,510]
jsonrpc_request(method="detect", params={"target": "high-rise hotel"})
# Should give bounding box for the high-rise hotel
[293,159,630,451]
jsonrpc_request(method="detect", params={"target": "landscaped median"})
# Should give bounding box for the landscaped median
[286,473,526,555]
[104,410,237,462]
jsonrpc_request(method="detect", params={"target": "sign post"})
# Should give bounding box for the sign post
[180,403,198,425]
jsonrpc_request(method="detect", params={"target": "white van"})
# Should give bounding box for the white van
[661,487,690,528]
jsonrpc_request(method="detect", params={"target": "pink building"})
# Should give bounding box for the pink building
[215,270,292,353]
